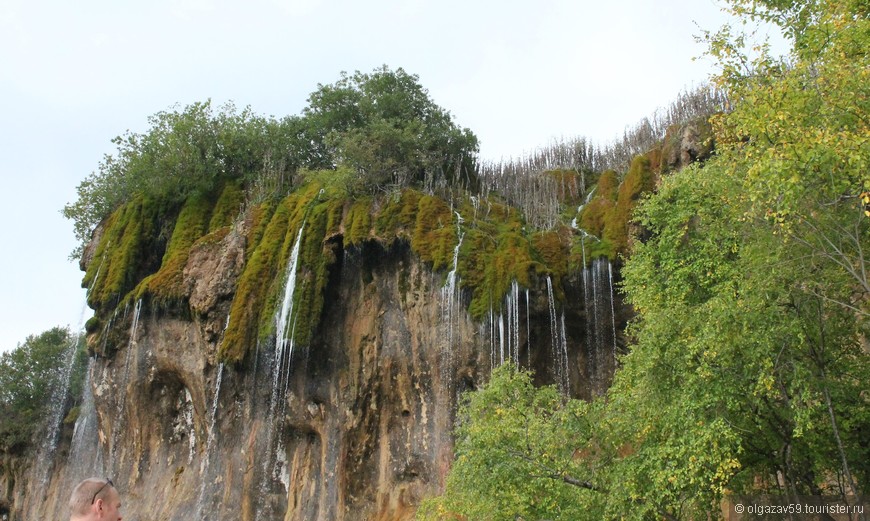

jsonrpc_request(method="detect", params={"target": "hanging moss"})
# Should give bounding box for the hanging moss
[374,189,421,245]
[208,181,244,232]
[531,228,571,282]
[345,197,373,246]
[458,202,536,319]
[82,195,168,314]
[134,193,213,307]
[289,196,343,347]
[219,182,326,364]
[411,194,456,271]
[245,201,278,259]
[604,155,654,256]
[220,199,295,363]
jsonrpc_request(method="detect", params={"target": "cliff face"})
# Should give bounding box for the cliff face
[3,200,628,520]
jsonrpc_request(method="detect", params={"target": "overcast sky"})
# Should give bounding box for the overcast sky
[0,0,777,352]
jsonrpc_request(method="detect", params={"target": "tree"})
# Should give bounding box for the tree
[303,66,479,193]
[418,366,602,521]
[64,68,480,256]
[0,327,82,453]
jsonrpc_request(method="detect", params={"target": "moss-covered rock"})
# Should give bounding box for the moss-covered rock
[603,155,654,256]
[82,195,170,314]
[135,193,213,308]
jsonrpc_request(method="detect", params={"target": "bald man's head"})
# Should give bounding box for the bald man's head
[69,478,122,520]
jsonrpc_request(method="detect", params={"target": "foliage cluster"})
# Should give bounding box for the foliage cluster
[63,67,479,258]
[0,327,87,454]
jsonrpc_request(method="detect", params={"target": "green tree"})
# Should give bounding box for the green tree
[303,66,479,192]
[64,68,480,256]
[63,101,294,255]
[418,366,602,521]
[0,327,82,453]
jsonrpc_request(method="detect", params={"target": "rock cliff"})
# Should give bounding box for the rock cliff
[2,190,630,520]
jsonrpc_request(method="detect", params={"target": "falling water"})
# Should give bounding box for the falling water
[487,281,524,369]
[525,289,531,367]
[274,226,305,377]
[35,330,81,486]
[608,261,618,357]
[545,276,569,394]
[570,187,597,229]
[583,258,618,395]
[497,312,505,365]
[489,308,496,372]
[109,298,142,475]
[195,363,224,518]
[440,215,464,361]
[67,357,104,476]
[67,358,103,478]
[558,312,570,395]
[257,225,305,521]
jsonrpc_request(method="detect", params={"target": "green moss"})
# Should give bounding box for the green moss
[289,196,342,347]
[63,406,80,425]
[374,189,420,243]
[84,316,101,335]
[83,195,168,314]
[219,182,326,364]
[458,202,536,319]
[411,194,456,271]
[578,170,618,240]
[245,201,277,259]
[220,200,294,363]
[208,181,244,232]
[574,159,654,263]
[345,197,373,246]
[531,228,570,282]
[135,193,213,307]
[604,155,654,256]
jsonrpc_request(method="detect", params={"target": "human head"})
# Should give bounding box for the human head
[69,478,122,521]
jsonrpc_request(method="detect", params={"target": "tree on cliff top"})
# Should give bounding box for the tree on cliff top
[63,67,478,256]
[303,66,479,192]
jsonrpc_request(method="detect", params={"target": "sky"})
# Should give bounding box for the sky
[0,0,779,352]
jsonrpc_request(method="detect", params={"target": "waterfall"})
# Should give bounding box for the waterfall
[545,276,570,394]
[109,298,142,475]
[257,225,305,521]
[525,289,531,367]
[608,261,618,357]
[35,330,80,486]
[488,281,524,369]
[440,215,464,377]
[498,312,505,365]
[489,308,496,372]
[583,258,618,395]
[67,358,103,478]
[571,186,597,229]
[558,312,570,394]
[195,363,224,519]
[274,225,305,378]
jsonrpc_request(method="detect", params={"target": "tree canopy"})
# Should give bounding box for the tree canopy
[0,327,86,454]
[63,66,479,255]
